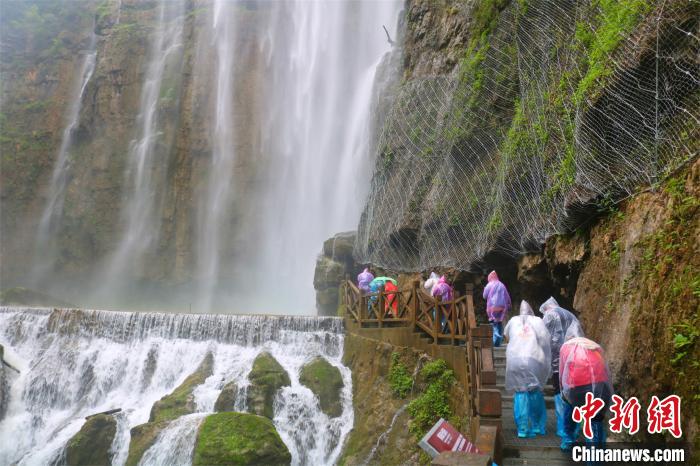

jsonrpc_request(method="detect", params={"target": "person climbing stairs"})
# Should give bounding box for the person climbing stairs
[495,344,575,465]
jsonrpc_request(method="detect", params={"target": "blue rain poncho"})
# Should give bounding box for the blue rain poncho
[539,297,580,374]
[503,301,552,392]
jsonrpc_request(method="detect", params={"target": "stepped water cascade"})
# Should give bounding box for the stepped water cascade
[31,31,97,287]
[0,307,351,466]
[94,0,186,303]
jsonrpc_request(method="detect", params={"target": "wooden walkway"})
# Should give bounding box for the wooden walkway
[342,279,502,464]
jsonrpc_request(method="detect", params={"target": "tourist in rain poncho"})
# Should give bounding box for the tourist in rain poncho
[368,276,397,316]
[424,272,440,295]
[482,271,511,347]
[503,301,551,438]
[539,297,580,439]
[357,268,374,293]
[431,276,453,332]
[560,328,613,450]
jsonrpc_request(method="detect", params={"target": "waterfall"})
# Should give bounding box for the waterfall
[0,307,350,466]
[95,0,186,301]
[32,30,97,286]
[194,0,238,312]
[239,0,402,314]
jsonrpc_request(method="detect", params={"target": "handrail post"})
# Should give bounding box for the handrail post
[451,291,458,345]
[411,279,419,331]
[433,295,440,344]
[378,285,385,328]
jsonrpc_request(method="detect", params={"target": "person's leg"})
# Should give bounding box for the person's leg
[551,372,567,438]
[529,389,547,435]
[491,321,503,346]
[513,391,533,438]
[560,398,578,450]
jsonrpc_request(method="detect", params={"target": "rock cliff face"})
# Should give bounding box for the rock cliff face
[488,159,699,454]
[314,232,359,316]
[355,0,698,273]
[339,333,469,465]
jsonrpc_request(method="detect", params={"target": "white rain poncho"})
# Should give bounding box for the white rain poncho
[504,301,552,392]
[540,297,580,373]
[560,337,613,408]
[424,272,439,294]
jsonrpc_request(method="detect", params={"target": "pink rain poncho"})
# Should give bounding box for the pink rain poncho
[539,297,580,374]
[503,301,552,392]
[431,276,453,302]
[424,272,439,295]
[357,268,374,293]
[483,271,511,322]
[560,337,613,408]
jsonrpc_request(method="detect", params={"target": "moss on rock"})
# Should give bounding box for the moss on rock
[299,357,344,418]
[193,412,291,466]
[214,380,238,412]
[246,352,290,419]
[65,413,117,466]
[149,352,213,423]
[125,420,169,466]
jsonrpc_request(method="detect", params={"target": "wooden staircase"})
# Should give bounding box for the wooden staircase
[493,345,574,465]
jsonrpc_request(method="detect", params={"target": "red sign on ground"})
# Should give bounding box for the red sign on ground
[419,418,481,458]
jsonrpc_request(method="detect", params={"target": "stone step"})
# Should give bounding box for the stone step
[502,395,555,409]
[502,457,573,465]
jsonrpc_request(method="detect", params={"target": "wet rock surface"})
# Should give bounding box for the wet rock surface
[214,380,238,412]
[246,352,290,419]
[65,413,117,466]
[299,357,344,418]
[149,352,214,423]
[193,412,291,466]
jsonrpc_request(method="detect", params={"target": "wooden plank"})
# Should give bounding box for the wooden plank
[478,389,501,416]
[480,347,494,372]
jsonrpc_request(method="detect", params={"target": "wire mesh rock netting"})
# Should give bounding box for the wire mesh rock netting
[356,0,699,272]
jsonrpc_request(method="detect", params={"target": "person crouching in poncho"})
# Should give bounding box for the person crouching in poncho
[560,328,613,451]
[503,301,552,438]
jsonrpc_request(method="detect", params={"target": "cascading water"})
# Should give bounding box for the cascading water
[194,0,238,313]
[239,0,402,314]
[0,307,352,466]
[31,31,97,286]
[94,0,186,302]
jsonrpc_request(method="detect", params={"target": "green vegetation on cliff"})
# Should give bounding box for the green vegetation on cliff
[193,412,291,466]
[407,359,456,437]
[388,352,413,398]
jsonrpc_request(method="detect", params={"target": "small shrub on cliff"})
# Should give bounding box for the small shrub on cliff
[388,352,412,399]
[407,359,455,438]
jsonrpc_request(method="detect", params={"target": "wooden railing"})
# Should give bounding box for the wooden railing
[343,279,473,344]
[341,279,501,462]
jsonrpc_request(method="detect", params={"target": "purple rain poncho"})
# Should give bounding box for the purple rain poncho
[357,268,374,293]
[431,276,453,302]
[483,271,511,323]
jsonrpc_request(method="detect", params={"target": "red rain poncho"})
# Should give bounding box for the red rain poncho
[384,281,398,316]
[560,337,613,405]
